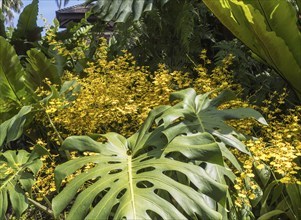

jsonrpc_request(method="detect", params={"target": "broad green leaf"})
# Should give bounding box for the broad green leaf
[25,48,61,89]
[11,0,42,55]
[53,104,229,219]
[218,142,242,172]
[157,88,266,154]
[202,0,301,100]
[0,106,32,148]
[0,37,31,106]
[258,210,285,220]
[87,0,167,22]
[0,149,43,218]
[7,183,27,218]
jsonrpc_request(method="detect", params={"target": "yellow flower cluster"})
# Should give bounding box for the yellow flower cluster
[228,90,301,209]
[44,23,91,64]
[39,39,193,138]
[30,139,58,201]
[194,50,242,97]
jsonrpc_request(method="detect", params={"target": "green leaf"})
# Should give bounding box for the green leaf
[0,189,8,220]
[53,104,228,219]
[202,0,301,100]
[7,183,27,218]
[25,48,61,89]
[0,106,32,148]
[254,163,271,187]
[0,37,32,106]
[11,0,42,55]
[27,144,49,163]
[0,149,43,218]
[286,184,301,218]
[88,0,168,22]
[258,210,285,220]
[157,88,266,154]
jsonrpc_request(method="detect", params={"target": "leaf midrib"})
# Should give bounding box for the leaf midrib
[127,154,136,219]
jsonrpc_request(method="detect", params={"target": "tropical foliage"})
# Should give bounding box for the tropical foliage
[89,0,301,101]
[202,0,301,101]
[0,0,301,219]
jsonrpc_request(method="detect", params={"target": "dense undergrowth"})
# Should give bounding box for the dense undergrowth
[1,0,301,219]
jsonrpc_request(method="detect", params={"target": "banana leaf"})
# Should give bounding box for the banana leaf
[11,0,42,55]
[202,0,301,101]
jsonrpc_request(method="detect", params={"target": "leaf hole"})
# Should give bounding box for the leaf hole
[140,156,154,162]
[154,189,191,219]
[134,146,158,158]
[108,202,120,220]
[213,127,221,131]
[108,161,121,164]
[109,169,123,174]
[116,188,127,199]
[165,152,189,162]
[91,187,110,207]
[136,181,154,188]
[136,166,155,174]
[146,210,163,220]
[162,170,189,185]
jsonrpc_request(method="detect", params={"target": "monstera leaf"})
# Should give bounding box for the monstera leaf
[157,88,267,154]
[0,147,46,219]
[53,106,228,219]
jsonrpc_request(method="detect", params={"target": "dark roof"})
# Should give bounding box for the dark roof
[56,3,93,14]
[56,3,97,28]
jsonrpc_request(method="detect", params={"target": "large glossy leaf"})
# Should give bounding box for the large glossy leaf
[0,36,31,107]
[87,0,170,22]
[25,48,61,89]
[258,210,285,220]
[202,0,301,100]
[0,148,45,219]
[0,106,32,148]
[0,36,38,119]
[11,0,42,55]
[53,105,228,219]
[157,88,267,154]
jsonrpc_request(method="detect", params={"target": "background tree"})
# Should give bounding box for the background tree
[0,0,23,22]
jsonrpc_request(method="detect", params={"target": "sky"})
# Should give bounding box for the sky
[8,0,85,28]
